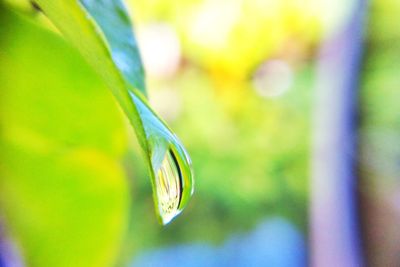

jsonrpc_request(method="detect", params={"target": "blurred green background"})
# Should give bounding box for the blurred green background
[0,0,399,266]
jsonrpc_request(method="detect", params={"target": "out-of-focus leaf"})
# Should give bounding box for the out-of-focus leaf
[0,7,129,267]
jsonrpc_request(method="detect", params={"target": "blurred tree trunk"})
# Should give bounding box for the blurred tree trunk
[310,0,367,266]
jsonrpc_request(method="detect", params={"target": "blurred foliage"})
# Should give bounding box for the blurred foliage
[360,0,400,202]
[0,7,129,267]
[118,0,319,262]
[359,0,400,265]
[129,0,322,79]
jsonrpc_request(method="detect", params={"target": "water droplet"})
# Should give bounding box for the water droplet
[131,91,194,225]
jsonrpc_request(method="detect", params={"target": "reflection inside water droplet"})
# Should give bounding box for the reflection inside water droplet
[130,91,194,225]
[155,150,183,224]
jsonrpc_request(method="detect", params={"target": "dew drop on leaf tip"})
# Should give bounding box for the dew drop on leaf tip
[153,145,194,225]
[154,144,193,225]
[130,91,194,225]
[155,149,182,224]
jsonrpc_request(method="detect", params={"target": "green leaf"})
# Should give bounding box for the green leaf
[80,0,146,94]
[0,7,129,267]
[32,0,149,151]
[28,0,194,224]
